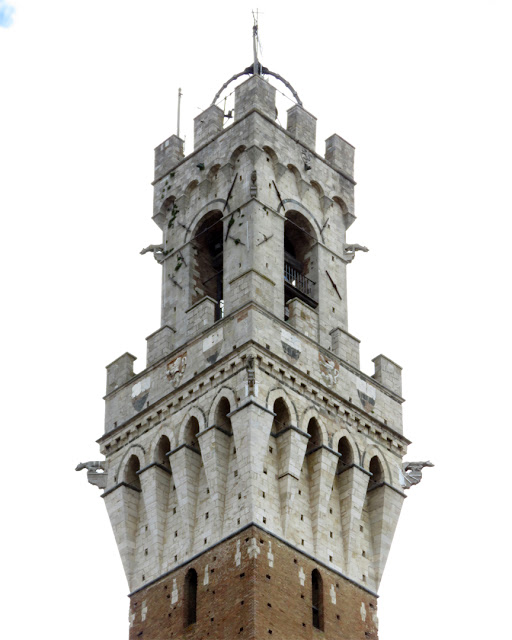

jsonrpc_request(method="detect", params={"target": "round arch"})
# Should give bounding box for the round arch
[208,387,237,426]
[178,407,207,445]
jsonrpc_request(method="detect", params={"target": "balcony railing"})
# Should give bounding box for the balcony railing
[284,262,315,299]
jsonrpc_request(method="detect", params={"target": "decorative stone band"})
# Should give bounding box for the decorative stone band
[305,444,342,459]
[127,522,379,599]
[137,462,172,476]
[367,481,407,499]
[101,481,142,498]
[270,424,310,440]
[166,444,201,458]
[336,462,372,477]
[227,397,276,419]
[197,424,233,439]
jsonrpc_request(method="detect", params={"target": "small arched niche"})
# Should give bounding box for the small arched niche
[368,455,384,489]
[306,418,322,453]
[124,454,141,490]
[284,211,318,319]
[215,397,232,434]
[154,435,171,469]
[337,436,354,473]
[184,568,198,626]
[272,397,291,435]
[184,416,200,450]
[191,211,224,320]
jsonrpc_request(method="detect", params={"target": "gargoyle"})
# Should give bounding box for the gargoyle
[76,461,108,490]
[141,244,165,263]
[344,243,369,262]
[399,460,434,489]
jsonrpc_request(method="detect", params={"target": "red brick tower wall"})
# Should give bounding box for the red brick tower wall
[129,526,378,640]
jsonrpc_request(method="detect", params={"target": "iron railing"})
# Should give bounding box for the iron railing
[284,262,315,298]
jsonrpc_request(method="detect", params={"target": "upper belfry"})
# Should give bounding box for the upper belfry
[78,28,431,639]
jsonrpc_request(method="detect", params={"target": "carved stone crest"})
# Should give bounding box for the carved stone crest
[166,352,187,387]
[319,353,339,387]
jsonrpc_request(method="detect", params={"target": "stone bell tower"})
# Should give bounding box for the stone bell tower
[78,31,430,639]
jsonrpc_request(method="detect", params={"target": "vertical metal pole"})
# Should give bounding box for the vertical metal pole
[252,10,259,75]
[177,87,182,138]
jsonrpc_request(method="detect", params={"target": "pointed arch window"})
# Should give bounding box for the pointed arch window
[284,211,318,319]
[124,455,141,490]
[192,211,224,320]
[184,568,198,626]
[368,456,384,490]
[311,569,324,630]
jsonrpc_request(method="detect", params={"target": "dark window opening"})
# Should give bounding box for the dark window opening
[124,455,141,490]
[155,435,171,468]
[272,397,290,435]
[337,436,354,473]
[184,417,200,450]
[192,211,224,321]
[368,456,384,489]
[284,211,318,320]
[184,568,198,626]
[306,418,322,453]
[215,397,233,434]
[312,569,324,630]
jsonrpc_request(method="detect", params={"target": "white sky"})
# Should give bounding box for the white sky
[1,1,511,638]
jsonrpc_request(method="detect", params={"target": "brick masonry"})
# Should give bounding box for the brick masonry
[128,526,378,640]
[81,71,411,640]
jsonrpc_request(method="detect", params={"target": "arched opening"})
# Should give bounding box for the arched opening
[284,211,318,319]
[368,455,384,490]
[154,435,171,469]
[184,568,198,626]
[306,418,322,453]
[337,436,354,473]
[214,397,232,434]
[192,211,224,320]
[311,569,324,630]
[272,397,291,434]
[124,455,141,490]
[184,417,200,450]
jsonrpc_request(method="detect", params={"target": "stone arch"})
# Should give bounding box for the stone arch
[287,163,302,182]
[161,195,176,220]
[230,145,246,165]
[122,452,143,490]
[331,429,361,466]
[306,417,323,452]
[207,163,221,181]
[361,445,391,484]
[332,195,348,216]
[178,407,207,446]
[310,180,324,199]
[213,396,233,434]
[190,209,224,317]
[115,444,146,484]
[265,387,297,426]
[208,387,237,426]
[284,209,319,313]
[300,407,328,444]
[263,145,280,178]
[153,434,172,469]
[185,179,199,198]
[147,424,176,462]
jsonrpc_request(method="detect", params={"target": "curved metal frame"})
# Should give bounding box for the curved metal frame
[211,63,303,108]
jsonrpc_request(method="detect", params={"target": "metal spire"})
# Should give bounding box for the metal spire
[252,10,261,75]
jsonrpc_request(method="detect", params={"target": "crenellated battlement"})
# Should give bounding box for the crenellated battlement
[79,46,419,640]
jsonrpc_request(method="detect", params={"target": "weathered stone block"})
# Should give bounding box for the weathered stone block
[287,104,317,150]
[325,134,355,179]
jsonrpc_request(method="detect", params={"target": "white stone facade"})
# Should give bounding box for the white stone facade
[94,74,408,599]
